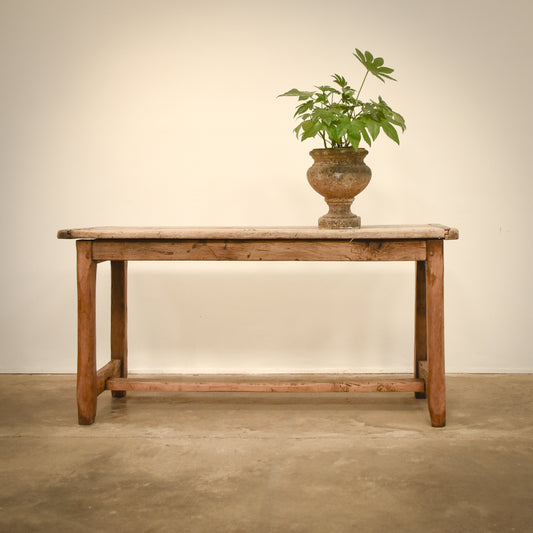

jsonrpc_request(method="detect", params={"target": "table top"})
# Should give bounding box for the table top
[58,225,459,241]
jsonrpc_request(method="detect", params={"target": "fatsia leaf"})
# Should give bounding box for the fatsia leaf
[354,48,366,64]
[315,85,340,95]
[347,119,364,134]
[374,70,396,82]
[353,49,397,82]
[382,122,400,144]
[278,88,315,100]
[324,124,340,144]
[301,120,322,141]
[391,111,406,131]
[332,74,347,87]
[294,100,314,117]
[300,119,315,131]
[347,131,361,150]
[364,118,381,140]
[361,127,372,146]
[337,116,351,138]
[314,108,337,126]
[346,120,366,149]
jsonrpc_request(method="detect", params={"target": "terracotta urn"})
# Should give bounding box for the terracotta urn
[307,148,372,229]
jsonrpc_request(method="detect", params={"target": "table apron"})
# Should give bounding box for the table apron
[91,239,428,262]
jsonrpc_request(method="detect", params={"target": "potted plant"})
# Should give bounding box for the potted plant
[279,48,406,228]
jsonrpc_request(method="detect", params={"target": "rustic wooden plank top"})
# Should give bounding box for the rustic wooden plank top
[58,225,459,241]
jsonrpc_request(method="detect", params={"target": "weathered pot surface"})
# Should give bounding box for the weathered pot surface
[307,148,371,229]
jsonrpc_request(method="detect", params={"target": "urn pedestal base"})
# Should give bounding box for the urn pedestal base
[318,198,361,229]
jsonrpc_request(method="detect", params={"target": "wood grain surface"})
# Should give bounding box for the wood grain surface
[58,224,459,240]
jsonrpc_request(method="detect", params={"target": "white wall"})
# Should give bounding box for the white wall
[1,0,532,373]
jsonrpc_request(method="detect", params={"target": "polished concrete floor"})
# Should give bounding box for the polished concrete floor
[1,374,532,532]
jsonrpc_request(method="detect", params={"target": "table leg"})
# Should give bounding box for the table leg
[111,261,128,397]
[426,240,446,427]
[414,260,427,399]
[76,240,97,425]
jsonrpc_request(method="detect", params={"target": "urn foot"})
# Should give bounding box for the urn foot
[318,214,361,229]
[318,198,361,228]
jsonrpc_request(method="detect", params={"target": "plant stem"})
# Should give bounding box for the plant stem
[355,69,369,103]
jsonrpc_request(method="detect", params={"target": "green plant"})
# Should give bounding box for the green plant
[278,48,406,151]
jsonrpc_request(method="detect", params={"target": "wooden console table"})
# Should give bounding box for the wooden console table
[57,225,459,427]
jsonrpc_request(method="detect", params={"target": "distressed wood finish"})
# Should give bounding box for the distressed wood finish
[76,240,97,425]
[414,260,428,399]
[426,239,446,427]
[106,377,425,393]
[58,224,459,241]
[92,239,427,262]
[96,360,121,395]
[60,224,458,426]
[417,361,429,383]
[111,261,128,397]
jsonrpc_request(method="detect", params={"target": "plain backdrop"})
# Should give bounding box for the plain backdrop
[1,0,532,373]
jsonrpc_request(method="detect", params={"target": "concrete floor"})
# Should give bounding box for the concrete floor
[1,374,532,533]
